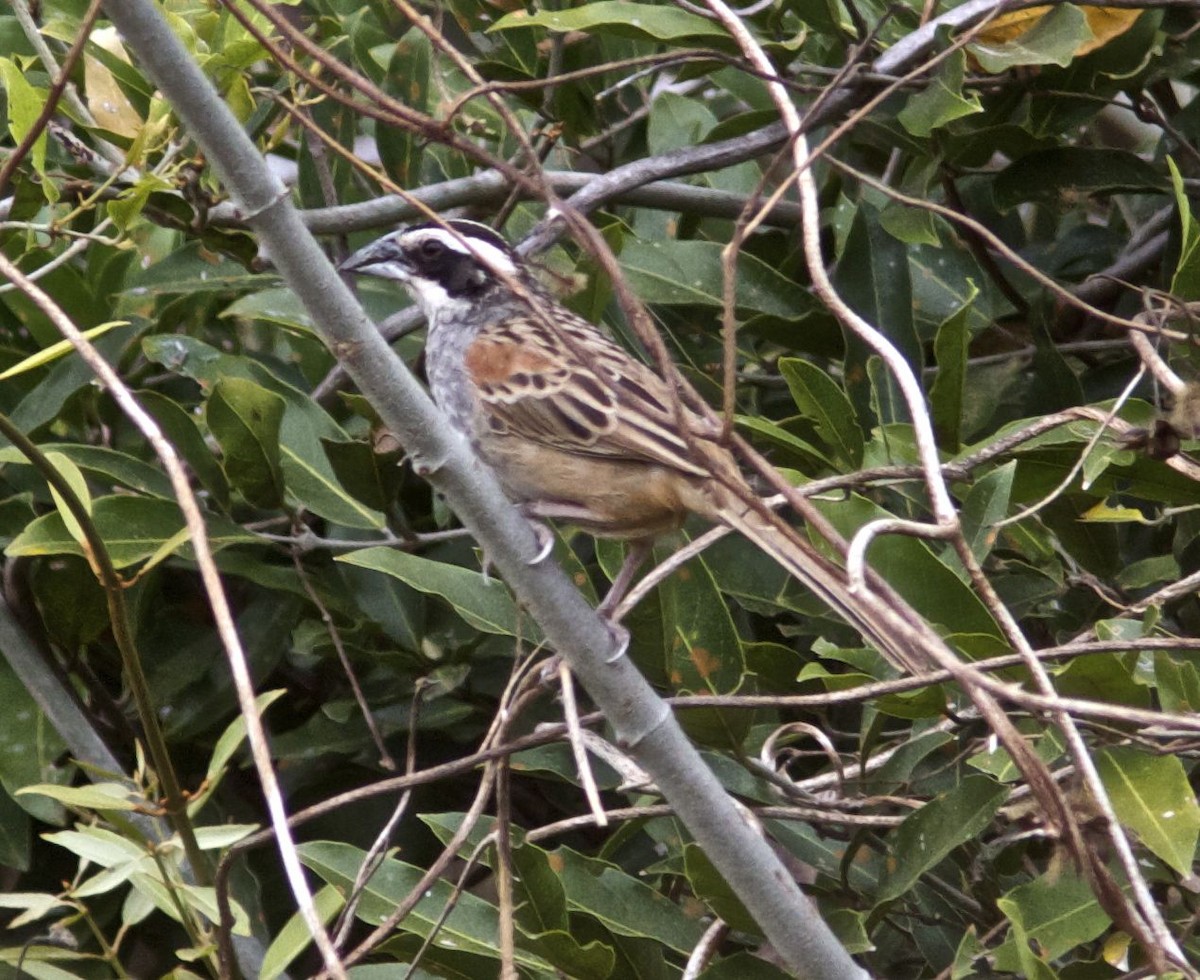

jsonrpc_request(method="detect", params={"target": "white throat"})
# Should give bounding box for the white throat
[404,276,474,323]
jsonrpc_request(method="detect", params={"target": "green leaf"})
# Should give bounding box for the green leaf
[968,4,1090,72]
[951,926,986,980]
[1154,651,1200,714]
[0,891,72,930]
[1052,652,1149,708]
[0,658,69,827]
[865,730,956,792]
[511,839,568,933]
[269,698,473,760]
[135,390,230,505]
[1116,554,1179,590]
[0,443,176,499]
[7,495,256,568]
[0,57,48,177]
[259,884,343,980]
[898,50,982,136]
[17,783,139,812]
[1168,157,1200,301]
[968,725,1064,783]
[122,242,271,297]
[691,951,796,979]
[517,930,615,980]
[910,243,1001,335]
[490,2,731,44]
[144,335,385,528]
[549,845,707,952]
[128,875,245,932]
[0,955,97,979]
[816,493,1003,638]
[280,444,386,528]
[683,843,757,934]
[620,240,812,318]
[336,546,529,637]
[42,451,91,547]
[647,91,716,156]
[878,201,940,246]
[1096,745,1200,877]
[0,787,30,872]
[657,539,744,695]
[929,293,973,450]
[206,376,286,509]
[191,824,257,850]
[299,840,557,970]
[1078,499,1151,523]
[993,148,1165,210]
[735,415,833,468]
[655,537,750,747]
[876,775,1007,903]
[960,461,1015,563]
[509,743,620,786]
[43,825,145,870]
[499,844,617,980]
[377,31,430,186]
[218,288,318,334]
[999,905,1061,980]
[339,555,425,650]
[188,690,285,817]
[319,437,401,514]
[107,174,173,232]
[777,358,863,469]
[993,872,1110,973]
[833,203,920,426]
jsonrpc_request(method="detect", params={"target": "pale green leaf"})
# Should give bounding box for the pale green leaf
[490,2,729,44]
[18,782,138,812]
[1097,746,1200,877]
[336,547,528,637]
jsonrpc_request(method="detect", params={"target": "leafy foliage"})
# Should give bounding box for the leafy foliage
[0,0,1199,977]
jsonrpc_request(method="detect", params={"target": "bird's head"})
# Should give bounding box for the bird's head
[339,219,522,317]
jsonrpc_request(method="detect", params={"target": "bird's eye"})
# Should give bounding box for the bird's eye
[418,239,445,260]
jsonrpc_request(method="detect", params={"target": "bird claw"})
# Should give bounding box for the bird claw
[527,519,555,565]
[603,621,630,663]
[477,516,554,583]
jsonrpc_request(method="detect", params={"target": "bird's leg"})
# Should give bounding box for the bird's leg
[597,539,653,621]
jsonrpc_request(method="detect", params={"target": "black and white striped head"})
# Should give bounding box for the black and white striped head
[340,219,522,316]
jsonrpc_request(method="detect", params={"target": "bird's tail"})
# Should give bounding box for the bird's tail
[704,484,932,676]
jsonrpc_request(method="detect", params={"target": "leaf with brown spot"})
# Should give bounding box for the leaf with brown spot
[688,645,722,680]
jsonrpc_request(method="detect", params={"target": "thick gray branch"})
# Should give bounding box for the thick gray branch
[209,171,804,232]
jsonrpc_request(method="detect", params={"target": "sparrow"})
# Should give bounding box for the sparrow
[340,219,927,672]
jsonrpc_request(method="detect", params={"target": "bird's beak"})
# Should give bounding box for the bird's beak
[339,233,411,281]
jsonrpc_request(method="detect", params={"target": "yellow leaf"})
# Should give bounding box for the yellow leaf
[1078,7,1142,57]
[1102,932,1131,969]
[84,28,143,139]
[0,321,129,380]
[972,5,1141,60]
[973,5,1053,47]
[1079,500,1151,524]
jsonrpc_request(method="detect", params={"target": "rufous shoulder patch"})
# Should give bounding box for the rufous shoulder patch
[464,337,557,387]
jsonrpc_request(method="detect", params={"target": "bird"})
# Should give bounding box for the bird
[340,219,928,674]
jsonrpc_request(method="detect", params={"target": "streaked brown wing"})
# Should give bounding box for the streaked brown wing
[463,313,709,479]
